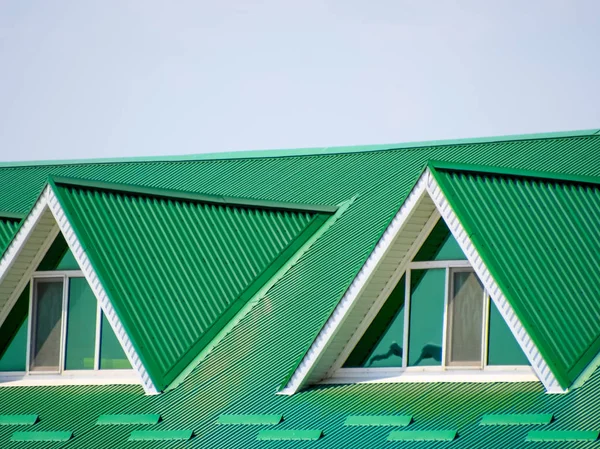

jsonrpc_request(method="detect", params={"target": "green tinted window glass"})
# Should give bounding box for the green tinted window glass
[30,279,64,372]
[434,234,467,260]
[447,270,484,365]
[37,234,79,271]
[56,249,79,271]
[413,219,467,261]
[0,318,28,372]
[65,278,96,370]
[343,276,406,368]
[408,269,445,366]
[487,300,529,365]
[100,314,131,369]
[362,283,405,368]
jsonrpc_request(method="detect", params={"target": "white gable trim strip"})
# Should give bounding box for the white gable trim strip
[0,187,56,327]
[279,174,429,395]
[46,188,158,394]
[325,208,441,378]
[424,169,563,393]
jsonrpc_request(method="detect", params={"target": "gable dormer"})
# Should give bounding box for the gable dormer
[281,162,600,395]
[0,177,337,394]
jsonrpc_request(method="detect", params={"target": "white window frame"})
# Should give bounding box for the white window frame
[445,266,488,369]
[0,270,137,384]
[328,259,536,384]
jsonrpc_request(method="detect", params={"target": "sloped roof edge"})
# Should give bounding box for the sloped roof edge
[51,176,337,214]
[1,129,598,168]
[428,160,600,187]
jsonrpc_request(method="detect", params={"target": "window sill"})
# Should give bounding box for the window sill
[0,370,140,387]
[323,366,538,385]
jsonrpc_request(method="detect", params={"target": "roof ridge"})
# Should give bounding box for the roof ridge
[1,129,598,168]
[428,161,600,187]
[49,176,338,214]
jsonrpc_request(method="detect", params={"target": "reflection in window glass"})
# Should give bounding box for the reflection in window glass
[408,269,445,367]
[0,318,28,372]
[363,280,405,367]
[65,278,96,370]
[447,270,484,366]
[30,279,63,372]
[99,313,131,370]
[488,301,529,365]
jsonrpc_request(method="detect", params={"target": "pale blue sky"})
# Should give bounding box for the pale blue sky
[1,0,599,162]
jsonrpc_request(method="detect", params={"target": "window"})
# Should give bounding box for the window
[446,268,485,366]
[342,227,530,375]
[27,272,131,374]
[0,236,134,385]
[29,278,64,372]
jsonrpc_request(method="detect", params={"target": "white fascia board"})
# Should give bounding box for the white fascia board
[0,187,56,326]
[424,169,564,393]
[324,208,440,378]
[325,367,538,385]
[279,174,429,395]
[46,187,158,395]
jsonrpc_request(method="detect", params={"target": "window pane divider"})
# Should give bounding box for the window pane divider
[59,275,68,374]
[402,270,411,368]
[33,270,84,277]
[94,303,101,371]
[25,281,34,375]
[441,267,450,369]
[482,292,490,368]
[408,260,471,269]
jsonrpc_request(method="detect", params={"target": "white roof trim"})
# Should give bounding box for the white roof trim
[0,186,158,395]
[279,174,429,395]
[280,169,563,395]
[0,187,58,327]
[324,208,441,378]
[46,188,158,394]
[424,170,564,393]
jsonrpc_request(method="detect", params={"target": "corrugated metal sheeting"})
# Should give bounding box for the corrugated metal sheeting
[431,163,600,388]
[0,132,600,447]
[52,179,328,391]
[0,217,20,254]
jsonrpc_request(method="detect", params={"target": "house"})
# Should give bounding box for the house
[0,129,600,447]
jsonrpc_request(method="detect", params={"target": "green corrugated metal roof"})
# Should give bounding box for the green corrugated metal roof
[526,430,599,442]
[128,429,193,441]
[217,414,283,425]
[11,431,72,442]
[429,162,600,388]
[480,414,553,426]
[344,415,412,427]
[257,429,322,441]
[1,131,600,448]
[387,430,457,441]
[50,178,331,391]
[0,415,38,426]
[96,414,160,425]
[0,217,20,255]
